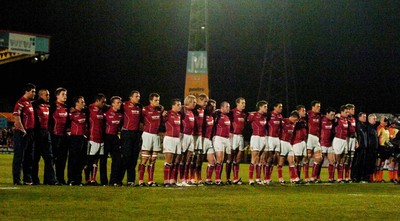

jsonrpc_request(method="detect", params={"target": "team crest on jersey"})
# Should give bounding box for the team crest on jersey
[29,107,34,112]
[59,112,68,117]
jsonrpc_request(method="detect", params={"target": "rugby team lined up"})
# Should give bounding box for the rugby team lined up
[12,83,397,187]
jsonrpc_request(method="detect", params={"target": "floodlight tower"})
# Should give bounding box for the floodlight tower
[257,0,297,115]
[184,0,210,97]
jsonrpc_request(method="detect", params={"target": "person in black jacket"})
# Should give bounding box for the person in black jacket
[351,112,367,182]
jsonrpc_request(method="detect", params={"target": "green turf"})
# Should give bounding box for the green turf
[1,154,400,220]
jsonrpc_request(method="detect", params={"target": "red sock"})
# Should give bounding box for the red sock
[233,163,239,181]
[256,164,261,180]
[138,164,145,183]
[312,162,320,179]
[278,166,283,180]
[328,164,335,181]
[215,163,222,181]
[337,164,344,180]
[289,166,298,180]
[206,164,214,181]
[249,164,254,181]
[304,163,309,180]
[289,166,294,180]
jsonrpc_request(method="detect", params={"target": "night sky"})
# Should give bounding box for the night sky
[1,0,399,115]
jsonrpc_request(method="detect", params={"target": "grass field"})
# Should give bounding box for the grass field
[1,153,400,220]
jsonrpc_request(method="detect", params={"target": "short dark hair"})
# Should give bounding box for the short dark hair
[325,107,336,114]
[358,112,366,118]
[256,100,268,110]
[273,102,282,108]
[311,100,320,107]
[296,105,305,111]
[23,83,36,93]
[95,93,106,101]
[149,93,160,101]
[171,98,181,106]
[73,96,84,104]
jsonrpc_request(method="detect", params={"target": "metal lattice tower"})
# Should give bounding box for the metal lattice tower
[257,0,297,115]
[187,0,208,51]
[184,0,210,97]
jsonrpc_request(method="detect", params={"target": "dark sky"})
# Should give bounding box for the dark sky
[1,0,399,115]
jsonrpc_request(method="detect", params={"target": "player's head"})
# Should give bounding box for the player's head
[197,93,209,108]
[129,90,140,103]
[346,103,355,116]
[149,93,160,107]
[296,105,306,118]
[220,101,230,114]
[273,102,283,113]
[311,100,321,113]
[184,95,197,109]
[235,97,246,111]
[289,110,300,123]
[325,107,336,120]
[256,100,268,113]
